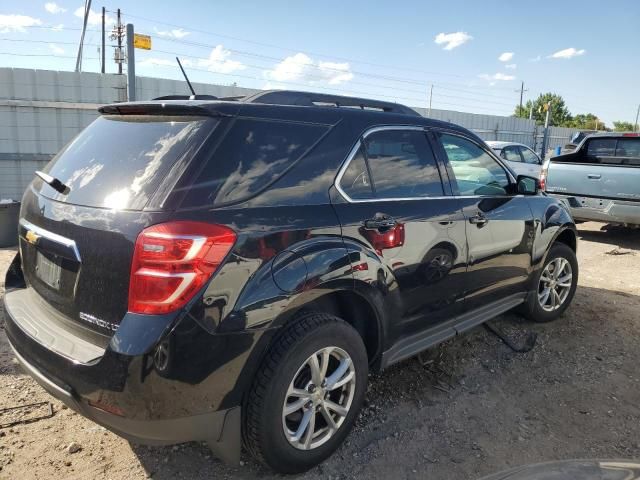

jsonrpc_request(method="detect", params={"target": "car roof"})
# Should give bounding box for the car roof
[99,92,478,140]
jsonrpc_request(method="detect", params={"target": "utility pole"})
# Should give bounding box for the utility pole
[110,9,124,74]
[101,7,106,74]
[75,0,92,72]
[516,81,528,112]
[126,23,136,101]
[529,104,533,120]
[117,9,123,74]
[428,84,433,116]
[635,103,640,132]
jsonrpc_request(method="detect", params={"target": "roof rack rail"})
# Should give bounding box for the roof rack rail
[152,94,219,101]
[242,90,419,116]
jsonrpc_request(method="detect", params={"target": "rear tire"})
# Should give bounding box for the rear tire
[521,243,578,323]
[243,312,368,474]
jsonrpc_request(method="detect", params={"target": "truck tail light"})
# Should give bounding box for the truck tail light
[539,160,550,191]
[128,221,236,315]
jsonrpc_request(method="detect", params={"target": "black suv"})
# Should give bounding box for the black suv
[3,90,578,473]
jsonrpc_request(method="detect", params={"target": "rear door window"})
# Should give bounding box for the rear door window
[363,129,444,199]
[38,115,213,210]
[587,138,616,157]
[180,118,329,207]
[340,147,374,200]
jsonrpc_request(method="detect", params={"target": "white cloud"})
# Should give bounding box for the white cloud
[74,6,114,26]
[434,31,472,50]
[51,23,64,31]
[0,14,42,33]
[48,43,64,55]
[505,63,517,70]
[479,72,516,81]
[264,52,354,86]
[498,52,514,62]
[154,27,190,39]
[549,47,586,59]
[529,55,542,62]
[45,2,66,14]
[197,45,245,74]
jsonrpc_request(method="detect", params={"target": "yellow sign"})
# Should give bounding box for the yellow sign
[134,34,152,50]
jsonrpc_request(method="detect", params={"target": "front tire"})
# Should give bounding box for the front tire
[243,312,368,473]
[521,243,578,322]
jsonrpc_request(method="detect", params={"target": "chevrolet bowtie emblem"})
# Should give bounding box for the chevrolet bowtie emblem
[25,230,40,245]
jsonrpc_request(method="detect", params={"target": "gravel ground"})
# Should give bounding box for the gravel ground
[1,221,639,479]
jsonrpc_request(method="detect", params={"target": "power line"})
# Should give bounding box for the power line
[15,24,100,32]
[140,46,516,111]
[113,10,471,80]
[0,38,101,47]
[145,39,523,108]
[0,52,98,59]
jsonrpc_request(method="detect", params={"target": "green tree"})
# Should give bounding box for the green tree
[567,113,607,131]
[514,92,572,126]
[613,121,635,132]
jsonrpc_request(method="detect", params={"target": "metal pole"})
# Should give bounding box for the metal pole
[519,81,524,112]
[126,23,135,101]
[541,104,551,161]
[634,104,640,132]
[428,84,433,116]
[101,7,106,74]
[529,105,533,120]
[117,9,122,74]
[75,0,91,72]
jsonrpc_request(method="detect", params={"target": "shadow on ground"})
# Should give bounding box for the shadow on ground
[577,224,640,250]
[128,284,640,480]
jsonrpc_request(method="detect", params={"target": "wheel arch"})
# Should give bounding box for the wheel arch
[553,226,577,252]
[275,288,384,368]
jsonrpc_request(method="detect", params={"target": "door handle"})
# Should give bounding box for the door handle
[469,214,488,226]
[587,174,601,179]
[363,215,397,231]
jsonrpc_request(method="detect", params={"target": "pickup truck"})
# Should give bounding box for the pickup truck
[543,132,640,227]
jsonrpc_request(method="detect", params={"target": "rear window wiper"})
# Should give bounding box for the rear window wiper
[35,171,69,194]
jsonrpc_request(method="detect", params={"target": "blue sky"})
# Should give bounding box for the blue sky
[1,1,638,126]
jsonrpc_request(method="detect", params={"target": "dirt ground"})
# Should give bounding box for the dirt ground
[1,221,639,480]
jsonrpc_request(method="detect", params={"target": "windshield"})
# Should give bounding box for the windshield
[37,115,214,210]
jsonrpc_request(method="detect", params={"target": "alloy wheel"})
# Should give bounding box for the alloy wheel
[538,257,573,312]
[282,346,356,450]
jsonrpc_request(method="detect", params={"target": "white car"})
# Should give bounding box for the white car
[486,141,543,178]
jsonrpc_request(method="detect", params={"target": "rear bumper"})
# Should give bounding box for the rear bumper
[8,336,236,447]
[549,194,640,226]
[2,285,268,460]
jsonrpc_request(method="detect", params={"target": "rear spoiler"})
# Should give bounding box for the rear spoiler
[98,101,231,117]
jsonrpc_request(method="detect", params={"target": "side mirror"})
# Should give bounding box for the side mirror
[517,175,539,195]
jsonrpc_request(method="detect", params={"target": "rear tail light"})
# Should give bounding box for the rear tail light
[539,160,550,191]
[128,221,236,315]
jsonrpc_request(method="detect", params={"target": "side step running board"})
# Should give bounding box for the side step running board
[380,293,526,368]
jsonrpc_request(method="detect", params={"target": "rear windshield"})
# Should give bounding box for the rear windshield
[177,118,329,207]
[38,115,213,210]
[554,136,640,166]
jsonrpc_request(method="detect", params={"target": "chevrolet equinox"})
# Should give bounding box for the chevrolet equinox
[3,90,578,473]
